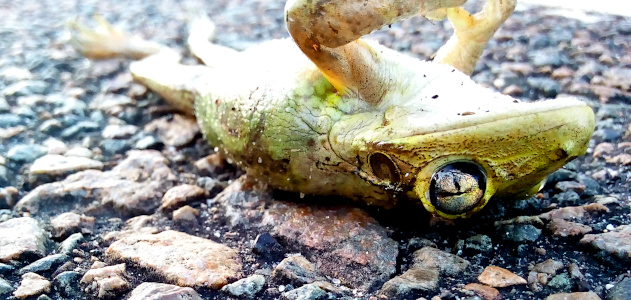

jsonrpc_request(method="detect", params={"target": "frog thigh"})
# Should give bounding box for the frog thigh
[285,0,466,105]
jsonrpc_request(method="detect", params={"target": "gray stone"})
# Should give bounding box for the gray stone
[462,234,493,254]
[128,282,203,300]
[0,262,14,274]
[15,150,177,215]
[100,139,131,155]
[0,114,22,128]
[379,268,439,297]
[57,233,84,255]
[0,217,49,262]
[412,247,470,276]
[281,284,327,300]
[134,135,160,150]
[0,97,9,112]
[607,277,631,300]
[60,121,100,138]
[20,254,69,275]
[29,154,103,177]
[52,271,83,299]
[221,274,266,298]
[552,191,582,206]
[6,144,47,163]
[526,77,561,98]
[548,273,572,292]
[529,49,563,67]
[0,277,12,297]
[499,224,542,243]
[272,255,326,286]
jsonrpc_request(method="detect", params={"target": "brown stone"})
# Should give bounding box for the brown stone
[545,291,601,300]
[172,205,199,222]
[145,114,199,147]
[160,184,208,211]
[546,219,592,238]
[80,263,129,298]
[50,212,95,239]
[478,266,527,288]
[379,268,439,297]
[0,217,48,262]
[465,283,501,300]
[538,203,610,222]
[16,150,177,215]
[13,272,51,299]
[580,225,631,261]
[532,259,564,276]
[128,282,203,300]
[593,143,615,158]
[551,66,575,79]
[605,154,631,166]
[412,247,469,276]
[107,230,241,288]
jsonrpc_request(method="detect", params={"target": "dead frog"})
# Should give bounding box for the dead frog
[70,0,594,219]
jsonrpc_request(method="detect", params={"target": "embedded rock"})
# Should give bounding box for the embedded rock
[106,230,241,288]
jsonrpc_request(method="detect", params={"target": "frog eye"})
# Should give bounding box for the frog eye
[429,162,486,215]
[369,153,401,185]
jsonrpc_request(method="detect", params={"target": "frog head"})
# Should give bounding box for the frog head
[329,74,594,219]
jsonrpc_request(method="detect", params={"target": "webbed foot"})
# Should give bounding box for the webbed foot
[433,0,516,75]
[68,16,170,60]
[447,0,516,43]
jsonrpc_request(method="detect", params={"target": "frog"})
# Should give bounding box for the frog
[69,0,595,219]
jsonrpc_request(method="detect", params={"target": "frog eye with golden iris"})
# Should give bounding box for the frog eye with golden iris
[429,162,486,215]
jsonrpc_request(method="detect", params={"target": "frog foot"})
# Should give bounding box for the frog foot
[447,0,516,43]
[68,16,167,60]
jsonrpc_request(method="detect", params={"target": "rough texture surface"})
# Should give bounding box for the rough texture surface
[0,217,48,262]
[127,282,203,300]
[106,230,242,288]
[0,1,629,300]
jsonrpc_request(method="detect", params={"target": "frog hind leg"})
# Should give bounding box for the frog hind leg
[433,0,517,75]
[285,0,467,105]
[186,15,239,68]
[69,16,224,115]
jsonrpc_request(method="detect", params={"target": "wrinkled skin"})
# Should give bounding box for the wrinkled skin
[70,0,594,219]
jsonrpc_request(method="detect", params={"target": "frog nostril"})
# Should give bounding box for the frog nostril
[429,162,486,215]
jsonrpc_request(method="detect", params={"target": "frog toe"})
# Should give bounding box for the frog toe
[446,0,515,42]
[68,16,164,60]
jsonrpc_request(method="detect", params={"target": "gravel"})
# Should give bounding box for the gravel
[0,0,629,299]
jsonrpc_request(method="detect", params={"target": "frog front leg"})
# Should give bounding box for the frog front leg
[285,0,466,105]
[433,0,517,75]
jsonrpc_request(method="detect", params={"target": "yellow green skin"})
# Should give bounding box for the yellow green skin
[191,38,595,219]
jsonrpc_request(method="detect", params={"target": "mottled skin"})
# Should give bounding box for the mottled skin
[70,0,595,219]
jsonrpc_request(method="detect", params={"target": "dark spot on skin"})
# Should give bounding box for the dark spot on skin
[462,111,475,116]
[215,99,221,105]
[231,107,236,111]
[432,95,439,99]
[325,157,331,162]
[556,148,569,159]
[307,138,316,147]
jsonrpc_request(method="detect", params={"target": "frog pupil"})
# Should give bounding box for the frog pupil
[430,162,486,214]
